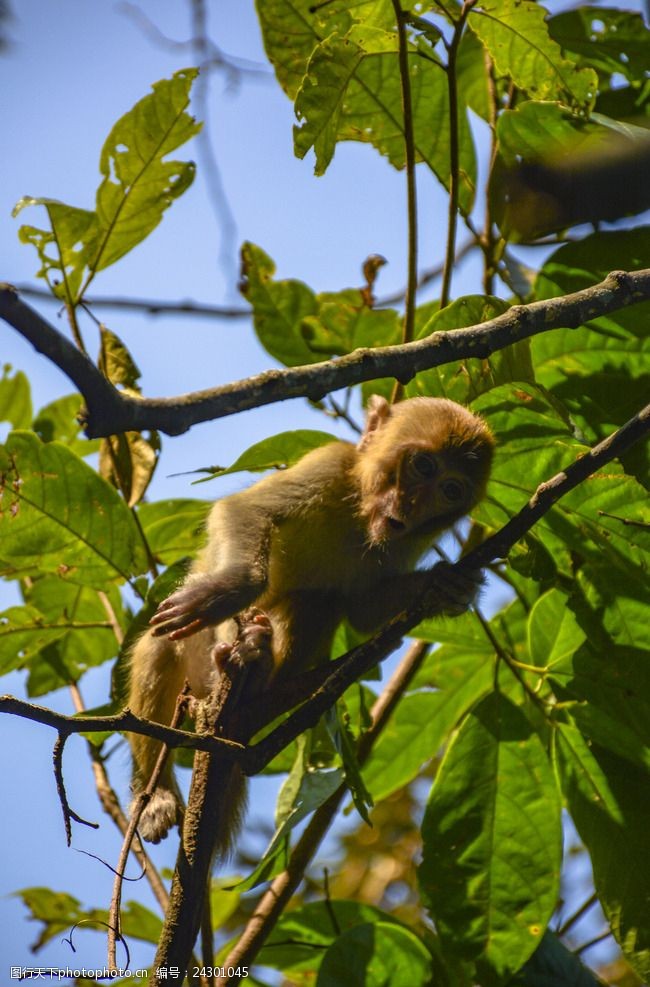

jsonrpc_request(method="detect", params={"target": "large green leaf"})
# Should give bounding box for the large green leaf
[419,692,562,985]
[15,70,200,303]
[362,650,493,803]
[469,0,596,109]
[255,0,434,99]
[256,900,404,976]
[554,725,650,979]
[0,431,148,586]
[490,102,633,239]
[317,921,434,987]
[548,7,650,84]
[294,29,475,210]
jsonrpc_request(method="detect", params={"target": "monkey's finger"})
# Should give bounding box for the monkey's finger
[150,616,206,639]
[150,596,184,623]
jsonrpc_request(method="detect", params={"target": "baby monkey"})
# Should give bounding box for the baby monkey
[128,396,494,846]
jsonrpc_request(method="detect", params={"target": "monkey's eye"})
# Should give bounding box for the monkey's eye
[442,479,465,503]
[411,453,437,478]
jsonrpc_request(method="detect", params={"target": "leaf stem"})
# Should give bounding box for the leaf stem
[440,1,476,308]
[390,0,418,402]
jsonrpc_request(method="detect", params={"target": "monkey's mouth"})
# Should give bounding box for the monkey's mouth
[386,516,406,534]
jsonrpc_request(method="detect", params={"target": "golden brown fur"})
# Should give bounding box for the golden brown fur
[127,396,494,846]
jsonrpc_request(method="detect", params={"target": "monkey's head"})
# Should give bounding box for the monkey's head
[354,395,494,546]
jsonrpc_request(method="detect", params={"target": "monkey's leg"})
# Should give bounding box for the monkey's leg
[128,631,187,844]
[193,609,275,860]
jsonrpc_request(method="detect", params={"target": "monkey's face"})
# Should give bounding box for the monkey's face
[364,445,480,546]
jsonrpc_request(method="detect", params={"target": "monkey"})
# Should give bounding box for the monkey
[127,395,494,848]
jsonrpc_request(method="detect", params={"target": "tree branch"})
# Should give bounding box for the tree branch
[0,696,244,758]
[3,270,650,437]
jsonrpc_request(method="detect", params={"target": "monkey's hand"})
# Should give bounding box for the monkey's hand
[150,574,260,640]
[423,561,483,617]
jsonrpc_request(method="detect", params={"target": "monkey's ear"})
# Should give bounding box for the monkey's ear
[357,395,392,450]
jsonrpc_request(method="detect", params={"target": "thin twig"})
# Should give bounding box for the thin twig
[0,695,244,757]
[108,688,191,972]
[390,0,418,403]
[440,1,476,307]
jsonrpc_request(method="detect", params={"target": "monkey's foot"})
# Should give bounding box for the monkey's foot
[136,787,182,844]
[427,561,483,616]
[212,610,273,672]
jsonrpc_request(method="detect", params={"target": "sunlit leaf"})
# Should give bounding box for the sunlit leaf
[419,692,561,983]
[555,725,650,979]
[470,0,596,108]
[0,431,148,586]
[14,70,200,302]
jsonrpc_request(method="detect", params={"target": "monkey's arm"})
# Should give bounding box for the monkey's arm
[345,562,481,634]
[150,497,272,639]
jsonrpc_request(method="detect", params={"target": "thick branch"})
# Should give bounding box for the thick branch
[3,270,650,436]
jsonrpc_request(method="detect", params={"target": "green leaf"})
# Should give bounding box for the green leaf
[511,930,606,987]
[493,106,650,237]
[0,367,32,428]
[472,385,650,576]
[406,295,532,404]
[232,754,344,892]
[0,431,148,586]
[241,241,401,367]
[326,702,373,823]
[362,643,494,803]
[137,499,210,563]
[33,394,99,457]
[240,242,320,366]
[317,921,434,987]
[257,900,402,974]
[15,70,200,302]
[294,30,475,210]
[255,0,353,99]
[15,888,162,951]
[197,429,338,480]
[469,0,596,108]
[554,725,650,979]
[0,606,67,677]
[548,7,650,85]
[419,692,562,984]
[17,578,122,694]
[99,326,141,388]
[532,230,650,477]
[527,589,586,669]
